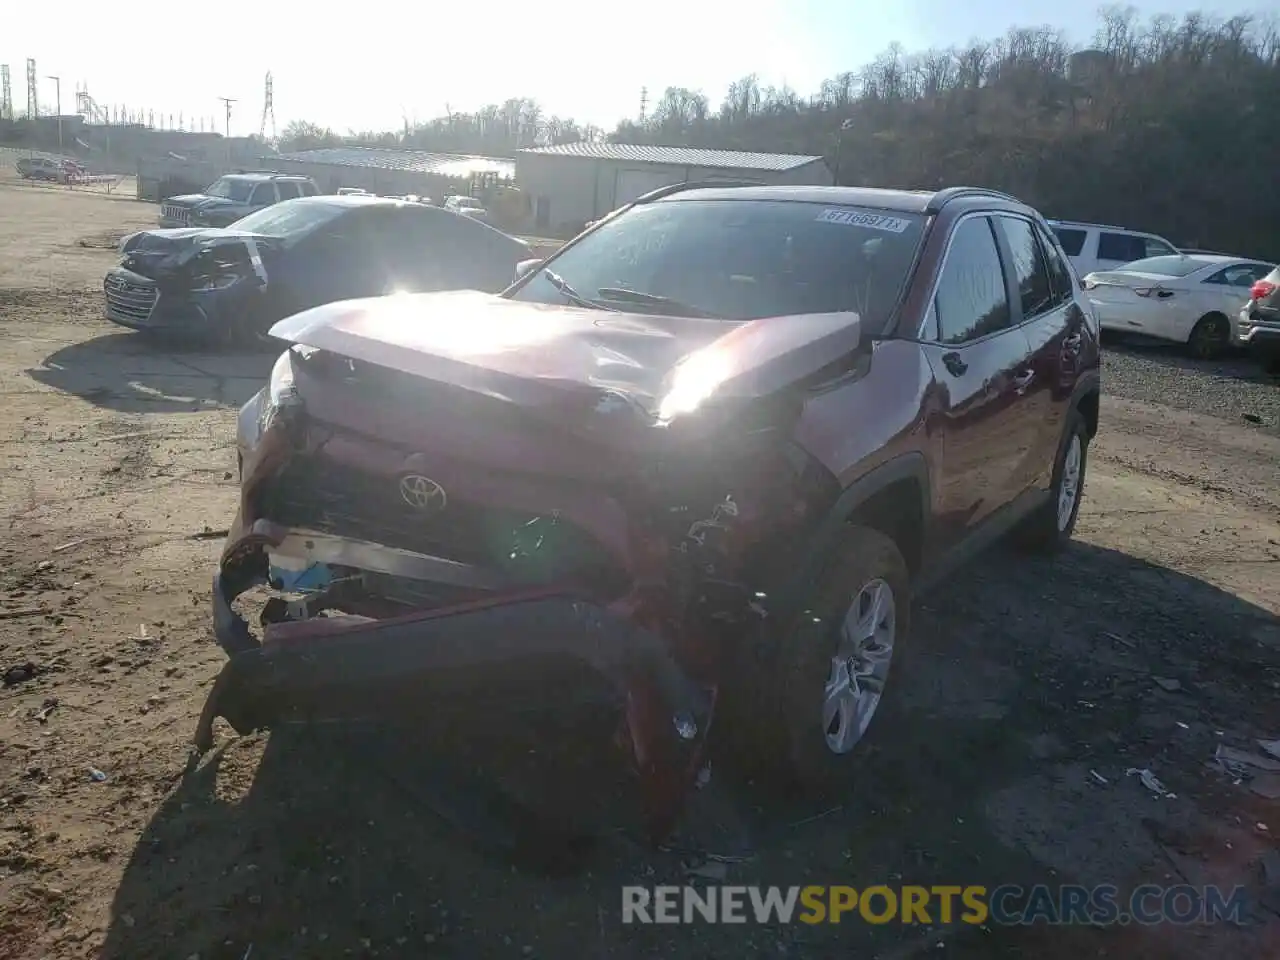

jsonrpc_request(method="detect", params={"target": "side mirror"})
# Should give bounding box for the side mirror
[514,258,542,283]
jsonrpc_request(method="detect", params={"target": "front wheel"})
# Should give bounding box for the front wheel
[750,526,911,795]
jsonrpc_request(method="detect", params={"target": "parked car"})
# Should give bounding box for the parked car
[159,173,320,228]
[104,195,532,343]
[1048,220,1180,277]
[195,183,1100,842]
[1082,254,1275,358]
[444,195,489,221]
[1237,265,1280,373]
[15,155,84,183]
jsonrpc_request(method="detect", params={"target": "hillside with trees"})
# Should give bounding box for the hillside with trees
[282,7,1280,258]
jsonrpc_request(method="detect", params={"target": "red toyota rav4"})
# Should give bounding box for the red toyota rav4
[197,184,1101,842]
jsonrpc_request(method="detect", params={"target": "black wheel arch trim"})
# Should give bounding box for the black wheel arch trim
[1068,372,1101,436]
[765,452,931,624]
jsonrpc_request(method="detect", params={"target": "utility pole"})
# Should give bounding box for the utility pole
[45,74,62,150]
[217,96,235,138]
[218,97,236,164]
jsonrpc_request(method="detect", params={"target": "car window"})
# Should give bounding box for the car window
[275,180,301,200]
[1051,227,1087,257]
[1204,263,1273,287]
[1097,232,1147,263]
[934,217,1012,344]
[508,199,927,329]
[298,181,319,196]
[249,183,276,206]
[1035,224,1075,304]
[205,177,253,202]
[386,207,527,290]
[995,217,1055,319]
[1143,237,1177,258]
[230,198,347,237]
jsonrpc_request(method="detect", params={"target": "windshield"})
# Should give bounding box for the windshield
[204,177,254,202]
[1118,255,1209,277]
[228,198,346,237]
[508,198,926,328]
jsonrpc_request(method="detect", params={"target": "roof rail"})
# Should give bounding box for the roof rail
[1046,218,1133,232]
[927,186,1023,212]
[633,178,766,203]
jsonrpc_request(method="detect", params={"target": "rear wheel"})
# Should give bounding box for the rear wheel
[1188,313,1230,360]
[1016,408,1089,552]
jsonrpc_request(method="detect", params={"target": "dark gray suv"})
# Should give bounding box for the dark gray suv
[1239,266,1280,372]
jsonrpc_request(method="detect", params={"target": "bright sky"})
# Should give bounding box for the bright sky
[3,0,1263,136]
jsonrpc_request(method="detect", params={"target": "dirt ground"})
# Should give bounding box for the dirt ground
[1,175,1278,960]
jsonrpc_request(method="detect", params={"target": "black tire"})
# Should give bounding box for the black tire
[742,525,911,796]
[1188,313,1231,360]
[1015,408,1089,552]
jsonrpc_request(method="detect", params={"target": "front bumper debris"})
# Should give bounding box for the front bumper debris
[199,570,715,842]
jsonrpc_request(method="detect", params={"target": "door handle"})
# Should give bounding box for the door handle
[941,351,968,377]
[1012,369,1035,393]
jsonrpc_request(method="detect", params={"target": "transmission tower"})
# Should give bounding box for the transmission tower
[26,59,37,118]
[259,72,275,140]
[639,86,648,123]
[1,66,11,121]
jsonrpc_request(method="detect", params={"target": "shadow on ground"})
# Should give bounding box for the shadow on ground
[99,541,1280,960]
[28,333,274,413]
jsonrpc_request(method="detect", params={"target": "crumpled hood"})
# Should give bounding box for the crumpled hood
[269,290,863,420]
[120,228,275,269]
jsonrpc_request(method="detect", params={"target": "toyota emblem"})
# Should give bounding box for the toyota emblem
[399,474,447,514]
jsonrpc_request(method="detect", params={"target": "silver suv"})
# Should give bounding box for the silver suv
[1238,266,1280,373]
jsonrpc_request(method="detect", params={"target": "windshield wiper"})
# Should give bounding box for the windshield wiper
[596,287,723,319]
[544,270,614,311]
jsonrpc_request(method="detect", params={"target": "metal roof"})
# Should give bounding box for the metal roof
[517,142,825,172]
[273,147,515,179]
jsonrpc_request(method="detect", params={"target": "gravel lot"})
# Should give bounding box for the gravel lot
[1102,338,1280,436]
[1,177,1278,960]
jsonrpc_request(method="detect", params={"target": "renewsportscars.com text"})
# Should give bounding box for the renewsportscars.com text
[621,884,1246,926]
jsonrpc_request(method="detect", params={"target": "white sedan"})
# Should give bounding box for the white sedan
[1083,254,1275,359]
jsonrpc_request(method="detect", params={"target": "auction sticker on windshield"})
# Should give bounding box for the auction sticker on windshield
[816,209,911,233]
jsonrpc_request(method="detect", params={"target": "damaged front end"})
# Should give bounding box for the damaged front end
[197,296,857,842]
[103,229,272,335]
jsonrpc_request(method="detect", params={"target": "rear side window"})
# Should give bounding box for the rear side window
[995,217,1054,319]
[1097,232,1147,263]
[935,217,1012,344]
[299,181,319,196]
[249,182,276,206]
[1143,236,1178,257]
[275,180,301,200]
[1036,225,1075,304]
[1052,227,1087,257]
[1203,263,1272,287]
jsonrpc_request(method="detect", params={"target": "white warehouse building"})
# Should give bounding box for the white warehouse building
[514,142,833,234]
